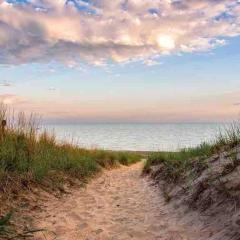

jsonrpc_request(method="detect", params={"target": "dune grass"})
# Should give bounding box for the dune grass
[0,105,141,196]
[144,123,240,182]
[0,105,140,239]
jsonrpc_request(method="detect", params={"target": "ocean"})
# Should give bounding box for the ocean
[43,123,232,152]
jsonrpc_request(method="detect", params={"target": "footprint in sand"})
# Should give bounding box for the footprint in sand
[32,163,198,240]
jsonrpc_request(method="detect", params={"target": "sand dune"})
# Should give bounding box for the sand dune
[33,163,197,240]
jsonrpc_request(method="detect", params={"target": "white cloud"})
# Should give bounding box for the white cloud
[143,59,162,66]
[0,0,239,65]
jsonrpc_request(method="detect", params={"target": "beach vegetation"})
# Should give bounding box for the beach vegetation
[144,123,240,182]
[0,105,141,196]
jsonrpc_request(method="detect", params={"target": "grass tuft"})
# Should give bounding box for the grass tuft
[144,123,240,183]
[0,211,13,230]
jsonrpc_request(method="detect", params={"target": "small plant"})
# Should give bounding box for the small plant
[0,211,13,233]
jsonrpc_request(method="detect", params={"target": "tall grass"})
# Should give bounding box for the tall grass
[144,123,240,182]
[213,123,240,150]
[0,105,141,194]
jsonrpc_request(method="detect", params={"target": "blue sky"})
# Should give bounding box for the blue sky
[0,0,240,122]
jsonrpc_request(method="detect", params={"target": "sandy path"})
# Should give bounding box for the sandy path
[34,163,197,240]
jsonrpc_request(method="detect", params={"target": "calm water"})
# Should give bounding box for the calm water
[44,123,230,152]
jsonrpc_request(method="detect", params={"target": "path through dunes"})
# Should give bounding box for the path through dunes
[34,163,197,240]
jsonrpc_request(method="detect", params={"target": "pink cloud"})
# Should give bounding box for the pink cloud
[0,0,239,65]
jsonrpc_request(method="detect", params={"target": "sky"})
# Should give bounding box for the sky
[0,0,240,123]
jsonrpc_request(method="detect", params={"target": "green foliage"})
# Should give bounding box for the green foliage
[0,211,12,228]
[0,210,13,236]
[117,152,141,165]
[144,124,240,182]
[0,105,141,191]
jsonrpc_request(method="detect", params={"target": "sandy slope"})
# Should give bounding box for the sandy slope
[33,163,198,240]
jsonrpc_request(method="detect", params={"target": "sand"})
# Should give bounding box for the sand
[33,162,198,240]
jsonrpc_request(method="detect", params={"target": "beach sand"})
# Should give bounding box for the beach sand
[33,162,197,240]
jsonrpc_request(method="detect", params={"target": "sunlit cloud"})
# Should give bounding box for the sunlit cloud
[0,0,239,65]
[0,94,26,105]
[157,35,175,51]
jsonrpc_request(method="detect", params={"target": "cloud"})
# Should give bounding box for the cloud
[0,0,239,65]
[48,87,57,91]
[143,59,162,66]
[0,90,239,122]
[0,94,26,104]
[233,102,240,106]
[0,81,12,87]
